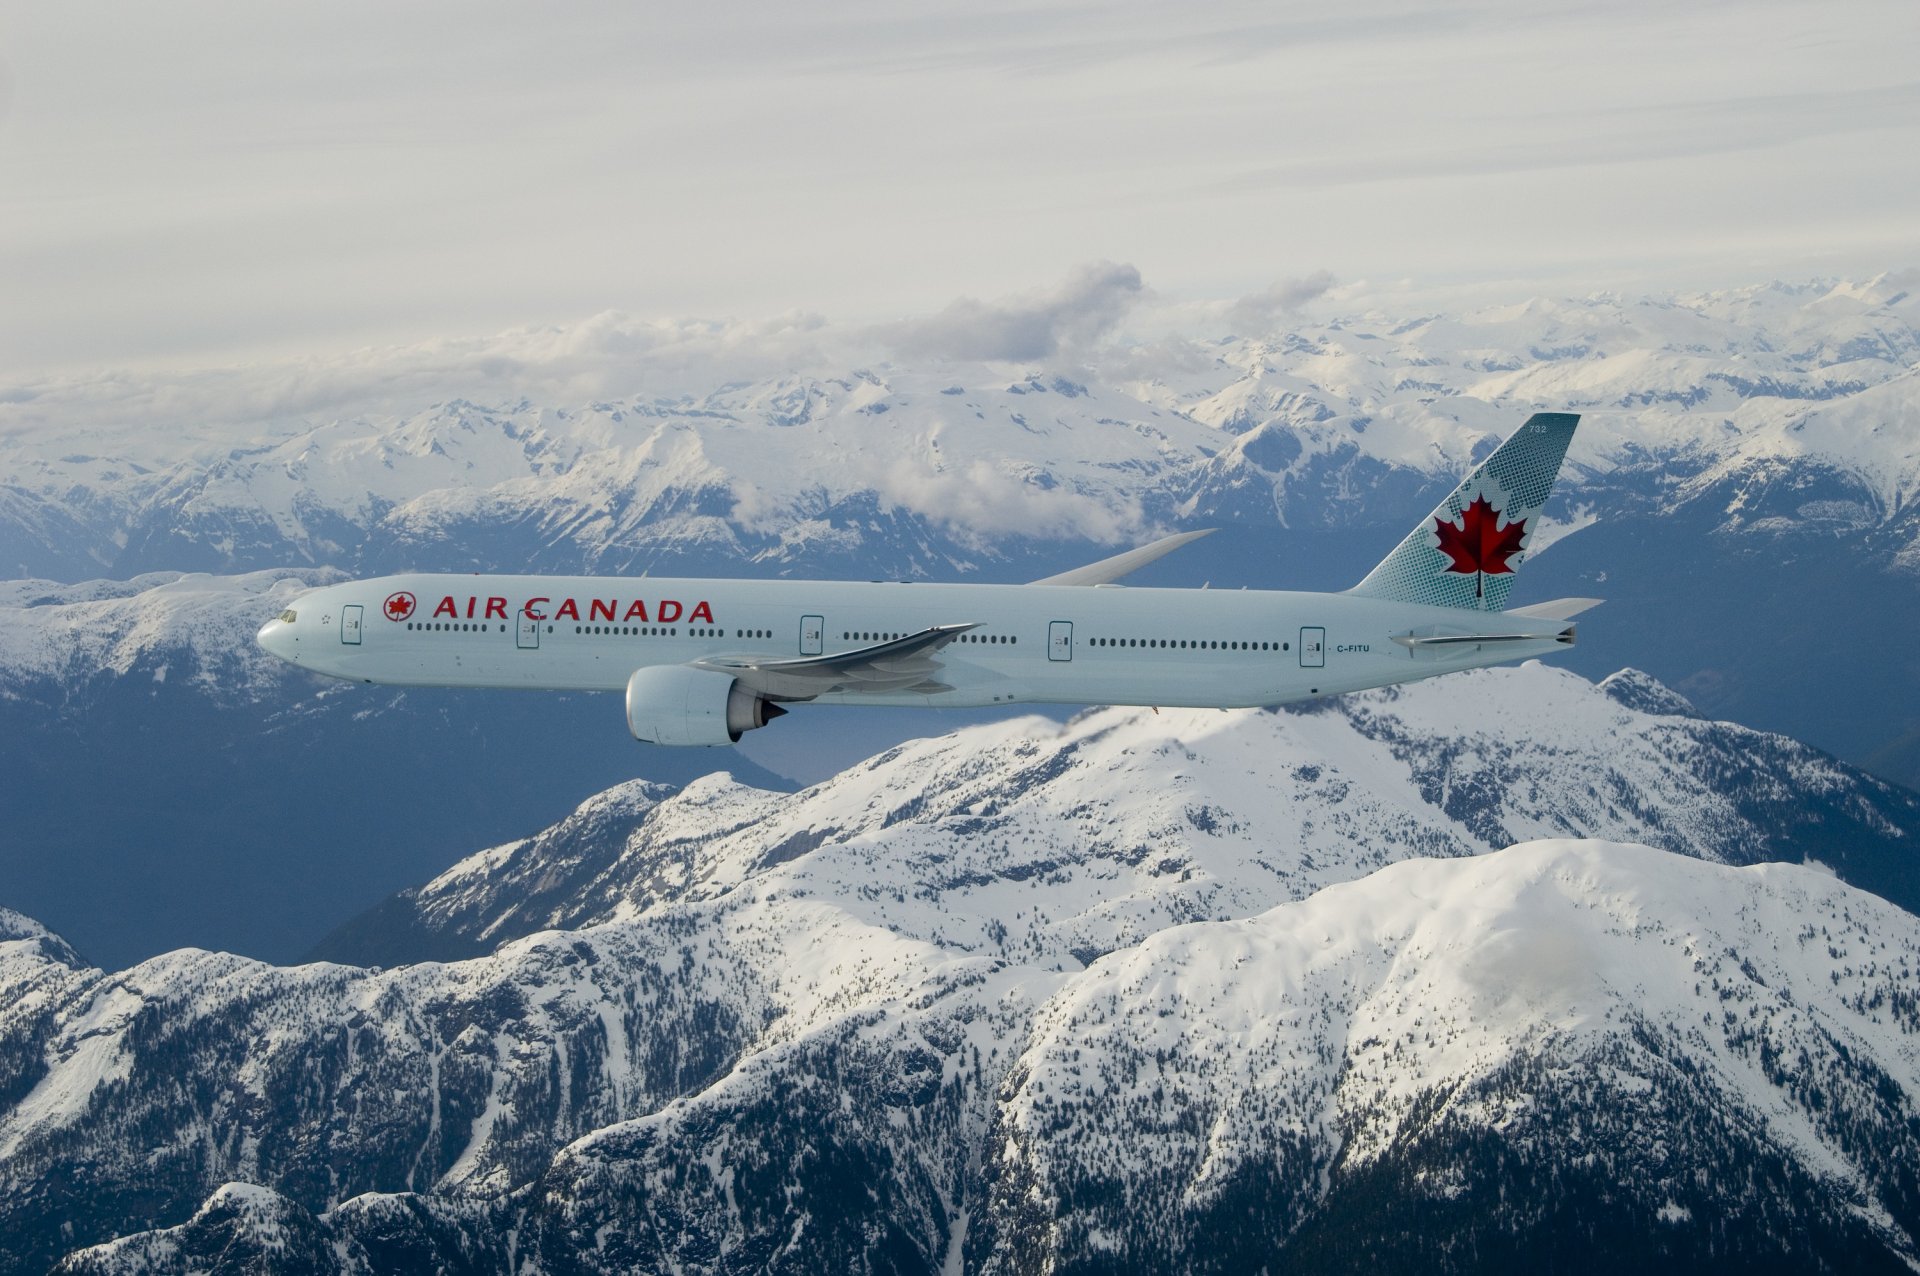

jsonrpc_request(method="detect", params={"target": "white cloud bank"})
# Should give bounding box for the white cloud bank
[0,264,1166,444]
[1225,271,1339,332]
[880,261,1144,362]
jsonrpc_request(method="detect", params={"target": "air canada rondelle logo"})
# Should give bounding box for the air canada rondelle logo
[383,591,417,622]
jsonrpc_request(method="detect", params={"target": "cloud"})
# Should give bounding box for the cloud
[860,455,1140,545]
[881,262,1144,362]
[0,262,1150,448]
[0,311,845,445]
[1225,271,1337,333]
[1090,334,1219,386]
[8,264,1153,443]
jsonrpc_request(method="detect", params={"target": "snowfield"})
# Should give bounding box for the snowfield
[14,841,1918,1274]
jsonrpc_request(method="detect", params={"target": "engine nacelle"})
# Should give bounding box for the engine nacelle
[625,665,784,746]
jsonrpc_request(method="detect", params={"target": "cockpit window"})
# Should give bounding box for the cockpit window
[277,609,298,624]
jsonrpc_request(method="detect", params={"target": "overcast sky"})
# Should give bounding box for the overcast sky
[3,0,1918,377]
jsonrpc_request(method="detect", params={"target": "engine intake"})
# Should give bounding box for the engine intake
[625,665,784,746]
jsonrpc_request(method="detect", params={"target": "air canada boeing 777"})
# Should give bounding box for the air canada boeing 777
[257,413,1597,746]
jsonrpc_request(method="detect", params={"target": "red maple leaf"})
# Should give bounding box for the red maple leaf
[384,591,416,621]
[1433,494,1527,598]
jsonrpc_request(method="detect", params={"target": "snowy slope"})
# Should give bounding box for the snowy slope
[50,1183,502,1276]
[315,662,1920,967]
[0,569,329,705]
[977,841,1920,1273]
[14,843,1918,1274]
[3,373,1218,581]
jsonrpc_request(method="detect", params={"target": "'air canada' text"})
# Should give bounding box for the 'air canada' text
[430,595,717,624]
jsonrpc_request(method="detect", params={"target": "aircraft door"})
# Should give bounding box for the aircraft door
[1048,620,1073,662]
[800,614,824,656]
[517,612,540,649]
[1299,626,1325,668]
[341,604,363,645]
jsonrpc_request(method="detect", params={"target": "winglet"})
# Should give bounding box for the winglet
[1030,529,1216,587]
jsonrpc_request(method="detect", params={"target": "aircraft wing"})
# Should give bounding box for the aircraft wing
[1028,529,1215,587]
[694,623,979,700]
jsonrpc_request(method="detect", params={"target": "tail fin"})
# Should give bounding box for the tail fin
[1348,412,1578,612]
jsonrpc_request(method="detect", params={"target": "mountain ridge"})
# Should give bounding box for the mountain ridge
[9,837,1916,1274]
[6,276,1918,585]
[308,661,1920,972]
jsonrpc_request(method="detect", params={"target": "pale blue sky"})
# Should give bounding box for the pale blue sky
[3,0,1917,373]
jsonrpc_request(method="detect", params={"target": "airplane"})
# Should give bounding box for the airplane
[256,412,1599,745]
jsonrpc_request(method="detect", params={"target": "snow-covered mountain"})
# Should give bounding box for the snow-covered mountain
[314,662,1920,969]
[972,841,1920,1273]
[3,663,1917,1273]
[7,277,1918,583]
[9,840,1917,1274]
[0,569,326,703]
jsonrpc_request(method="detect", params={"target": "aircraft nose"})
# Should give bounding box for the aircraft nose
[256,613,298,663]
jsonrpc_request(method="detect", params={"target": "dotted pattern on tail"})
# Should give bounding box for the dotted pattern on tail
[1348,413,1579,612]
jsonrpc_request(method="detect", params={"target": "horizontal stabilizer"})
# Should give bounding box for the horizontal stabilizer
[1505,597,1604,621]
[1392,629,1575,649]
[1031,529,1216,587]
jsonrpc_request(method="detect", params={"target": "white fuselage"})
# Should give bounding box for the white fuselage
[258,572,1571,709]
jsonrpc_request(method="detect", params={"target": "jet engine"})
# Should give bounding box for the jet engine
[625,665,785,746]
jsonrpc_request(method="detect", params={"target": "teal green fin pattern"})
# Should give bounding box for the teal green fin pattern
[1347,412,1579,612]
